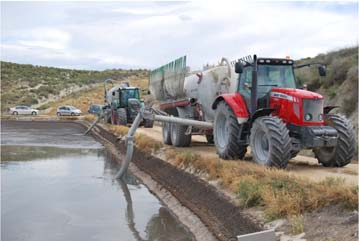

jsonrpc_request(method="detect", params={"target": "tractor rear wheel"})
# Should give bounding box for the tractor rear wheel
[116,108,127,125]
[214,102,247,159]
[162,122,172,145]
[314,114,356,167]
[250,116,291,168]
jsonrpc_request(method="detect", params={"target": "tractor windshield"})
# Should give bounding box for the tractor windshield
[120,89,140,106]
[239,65,296,98]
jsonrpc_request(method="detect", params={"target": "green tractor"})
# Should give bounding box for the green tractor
[103,79,152,127]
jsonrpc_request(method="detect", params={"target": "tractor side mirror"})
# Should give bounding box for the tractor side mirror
[235,62,243,74]
[318,65,326,77]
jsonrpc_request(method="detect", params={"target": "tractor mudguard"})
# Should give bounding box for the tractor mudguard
[324,105,339,114]
[251,108,277,123]
[212,93,249,119]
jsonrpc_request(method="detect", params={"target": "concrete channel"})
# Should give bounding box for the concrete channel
[1,120,262,241]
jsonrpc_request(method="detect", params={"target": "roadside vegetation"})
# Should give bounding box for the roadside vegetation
[295,46,358,125]
[0,61,149,111]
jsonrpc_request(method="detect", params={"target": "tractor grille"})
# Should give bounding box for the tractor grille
[128,99,141,111]
[302,99,323,122]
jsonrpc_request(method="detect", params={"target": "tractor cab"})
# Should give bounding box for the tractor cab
[104,79,145,125]
[118,87,143,119]
[237,58,297,111]
[235,56,327,125]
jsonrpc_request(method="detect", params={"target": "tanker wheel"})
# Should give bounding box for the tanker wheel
[250,116,291,168]
[116,108,127,125]
[214,102,247,160]
[314,114,356,167]
[162,122,172,145]
[171,123,191,147]
[206,135,214,144]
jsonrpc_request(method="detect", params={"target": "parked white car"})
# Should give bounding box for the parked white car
[9,106,39,115]
[57,106,82,116]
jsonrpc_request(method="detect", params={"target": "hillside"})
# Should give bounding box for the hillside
[0,61,149,111]
[294,46,358,129]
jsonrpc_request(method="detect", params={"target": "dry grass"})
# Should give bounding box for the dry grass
[83,114,97,122]
[107,124,162,153]
[135,133,162,153]
[289,215,305,234]
[163,149,358,221]
[107,124,130,136]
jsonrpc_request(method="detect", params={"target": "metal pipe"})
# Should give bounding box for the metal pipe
[154,115,213,129]
[114,111,143,179]
[84,109,110,135]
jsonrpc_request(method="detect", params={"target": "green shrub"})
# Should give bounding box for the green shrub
[237,178,263,207]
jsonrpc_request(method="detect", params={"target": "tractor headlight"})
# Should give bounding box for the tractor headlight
[304,113,312,121]
[318,114,323,121]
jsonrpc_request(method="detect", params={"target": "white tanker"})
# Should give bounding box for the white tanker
[149,56,238,146]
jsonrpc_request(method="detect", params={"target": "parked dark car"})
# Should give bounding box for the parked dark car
[88,104,104,116]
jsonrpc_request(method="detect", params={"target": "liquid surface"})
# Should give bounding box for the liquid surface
[1,121,194,241]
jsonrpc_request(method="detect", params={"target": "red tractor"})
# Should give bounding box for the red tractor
[212,55,356,168]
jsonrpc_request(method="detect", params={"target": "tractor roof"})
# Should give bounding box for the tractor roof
[236,55,294,67]
[257,57,294,65]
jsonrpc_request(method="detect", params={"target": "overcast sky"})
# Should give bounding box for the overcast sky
[1,1,358,70]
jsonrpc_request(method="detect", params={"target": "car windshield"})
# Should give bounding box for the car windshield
[239,64,296,97]
[68,106,76,110]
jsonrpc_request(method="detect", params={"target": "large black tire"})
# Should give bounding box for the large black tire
[170,107,192,147]
[314,114,356,167]
[162,122,172,145]
[116,108,127,125]
[214,102,247,159]
[171,123,192,147]
[250,116,291,168]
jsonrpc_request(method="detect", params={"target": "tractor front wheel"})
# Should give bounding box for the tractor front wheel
[116,108,127,125]
[214,102,247,159]
[250,116,291,168]
[314,114,356,167]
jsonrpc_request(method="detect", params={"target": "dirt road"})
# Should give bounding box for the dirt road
[137,125,358,185]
